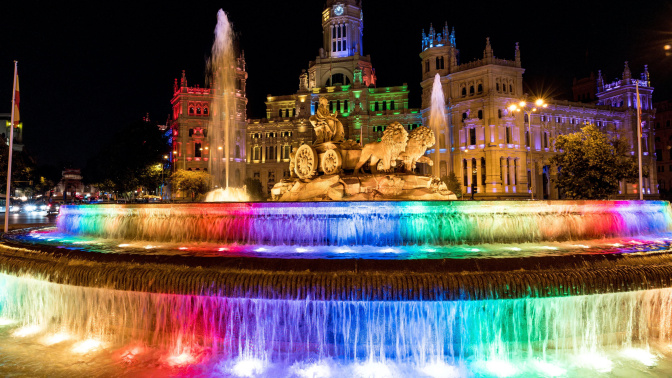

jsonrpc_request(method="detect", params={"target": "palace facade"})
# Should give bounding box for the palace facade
[169,0,658,199]
[420,26,656,199]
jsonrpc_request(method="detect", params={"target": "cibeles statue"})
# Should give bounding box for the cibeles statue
[271,119,456,201]
[310,96,345,144]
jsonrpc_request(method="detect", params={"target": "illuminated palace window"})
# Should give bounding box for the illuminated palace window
[332,24,347,52]
[253,146,261,161]
[195,142,202,158]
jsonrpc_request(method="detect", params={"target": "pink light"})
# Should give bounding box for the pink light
[179,247,189,250]
[166,351,197,367]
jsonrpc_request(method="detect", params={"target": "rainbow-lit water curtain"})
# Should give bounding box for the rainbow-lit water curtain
[1,200,672,376]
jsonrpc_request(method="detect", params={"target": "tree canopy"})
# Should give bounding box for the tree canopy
[171,169,211,201]
[549,124,641,199]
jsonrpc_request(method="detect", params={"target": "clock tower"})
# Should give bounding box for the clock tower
[322,0,364,58]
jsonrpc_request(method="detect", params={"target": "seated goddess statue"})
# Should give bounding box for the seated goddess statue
[310,96,345,144]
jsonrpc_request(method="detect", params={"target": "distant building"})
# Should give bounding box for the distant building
[168,61,248,192]
[0,113,24,151]
[53,169,98,200]
[249,0,423,194]
[572,73,598,103]
[421,27,656,199]
[654,100,672,195]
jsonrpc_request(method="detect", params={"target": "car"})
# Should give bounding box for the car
[46,202,60,216]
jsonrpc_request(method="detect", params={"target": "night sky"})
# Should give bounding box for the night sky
[2,1,672,167]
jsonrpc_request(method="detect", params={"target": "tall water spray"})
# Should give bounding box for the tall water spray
[208,10,236,191]
[428,73,448,173]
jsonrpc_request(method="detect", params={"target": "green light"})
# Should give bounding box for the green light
[411,111,418,114]
[393,112,400,115]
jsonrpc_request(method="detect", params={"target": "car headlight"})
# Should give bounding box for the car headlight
[25,205,36,212]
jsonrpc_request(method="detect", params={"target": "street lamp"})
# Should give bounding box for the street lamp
[508,98,548,200]
[161,155,168,200]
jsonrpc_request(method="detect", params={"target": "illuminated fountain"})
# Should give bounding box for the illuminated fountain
[3,10,672,378]
[205,10,249,202]
[1,200,672,376]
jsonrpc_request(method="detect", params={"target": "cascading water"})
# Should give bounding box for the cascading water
[428,73,448,172]
[2,199,672,375]
[206,9,249,201]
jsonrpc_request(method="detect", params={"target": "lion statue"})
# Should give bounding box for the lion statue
[399,126,436,172]
[354,122,408,174]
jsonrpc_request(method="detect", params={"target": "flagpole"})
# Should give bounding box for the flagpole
[5,61,17,233]
[636,81,643,201]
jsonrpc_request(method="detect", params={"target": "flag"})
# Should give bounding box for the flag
[12,75,20,127]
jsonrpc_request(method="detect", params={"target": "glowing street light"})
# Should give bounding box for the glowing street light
[508,98,547,200]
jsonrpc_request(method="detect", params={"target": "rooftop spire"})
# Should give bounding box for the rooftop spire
[622,61,631,81]
[483,37,493,61]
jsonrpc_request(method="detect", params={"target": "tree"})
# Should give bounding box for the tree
[244,178,265,201]
[441,171,463,199]
[549,124,640,199]
[171,169,211,201]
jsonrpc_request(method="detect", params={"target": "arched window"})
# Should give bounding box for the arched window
[189,107,194,115]
[196,107,202,115]
[524,114,529,123]
[390,100,395,110]
[327,73,350,86]
[477,84,483,93]
[462,112,468,120]
[382,101,387,110]
[203,107,209,115]
[436,57,440,70]
[279,109,283,117]
[509,84,513,93]
[462,87,467,97]
[470,86,475,95]
[498,109,502,118]
[496,83,500,91]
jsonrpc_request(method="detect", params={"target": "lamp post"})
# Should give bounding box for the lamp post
[508,98,547,200]
[161,155,168,200]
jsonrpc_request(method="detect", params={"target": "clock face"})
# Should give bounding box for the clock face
[334,4,344,16]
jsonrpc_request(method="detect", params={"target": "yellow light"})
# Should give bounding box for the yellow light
[519,101,526,107]
[163,155,168,159]
[543,104,548,108]
[535,99,544,106]
[665,45,672,50]
[205,146,209,150]
[508,105,517,111]
[218,146,223,150]
[532,108,537,112]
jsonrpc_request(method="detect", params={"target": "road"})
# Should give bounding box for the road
[0,211,56,230]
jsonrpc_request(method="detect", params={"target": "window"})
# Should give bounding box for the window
[525,131,529,147]
[498,109,502,118]
[279,109,283,117]
[496,83,500,91]
[203,129,208,138]
[253,147,261,161]
[544,132,549,149]
[469,128,476,146]
[425,60,430,73]
[189,129,194,137]
[436,57,441,70]
[481,157,486,186]
[235,145,240,158]
[196,107,201,115]
[524,114,529,123]
[463,159,468,187]
[471,158,477,190]
[344,100,349,112]
[204,107,209,115]
[189,107,194,115]
[462,112,468,121]
[195,142,202,158]
[382,101,387,110]
[657,149,663,161]
[390,100,395,110]
[462,87,467,97]
[509,84,513,93]
[506,126,511,144]
[656,122,661,129]
[374,101,379,111]
[478,110,483,120]
[470,86,474,95]
[283,145,291,159]
[477,84,483,93]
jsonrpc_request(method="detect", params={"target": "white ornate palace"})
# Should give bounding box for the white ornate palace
[170,0,657,199]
